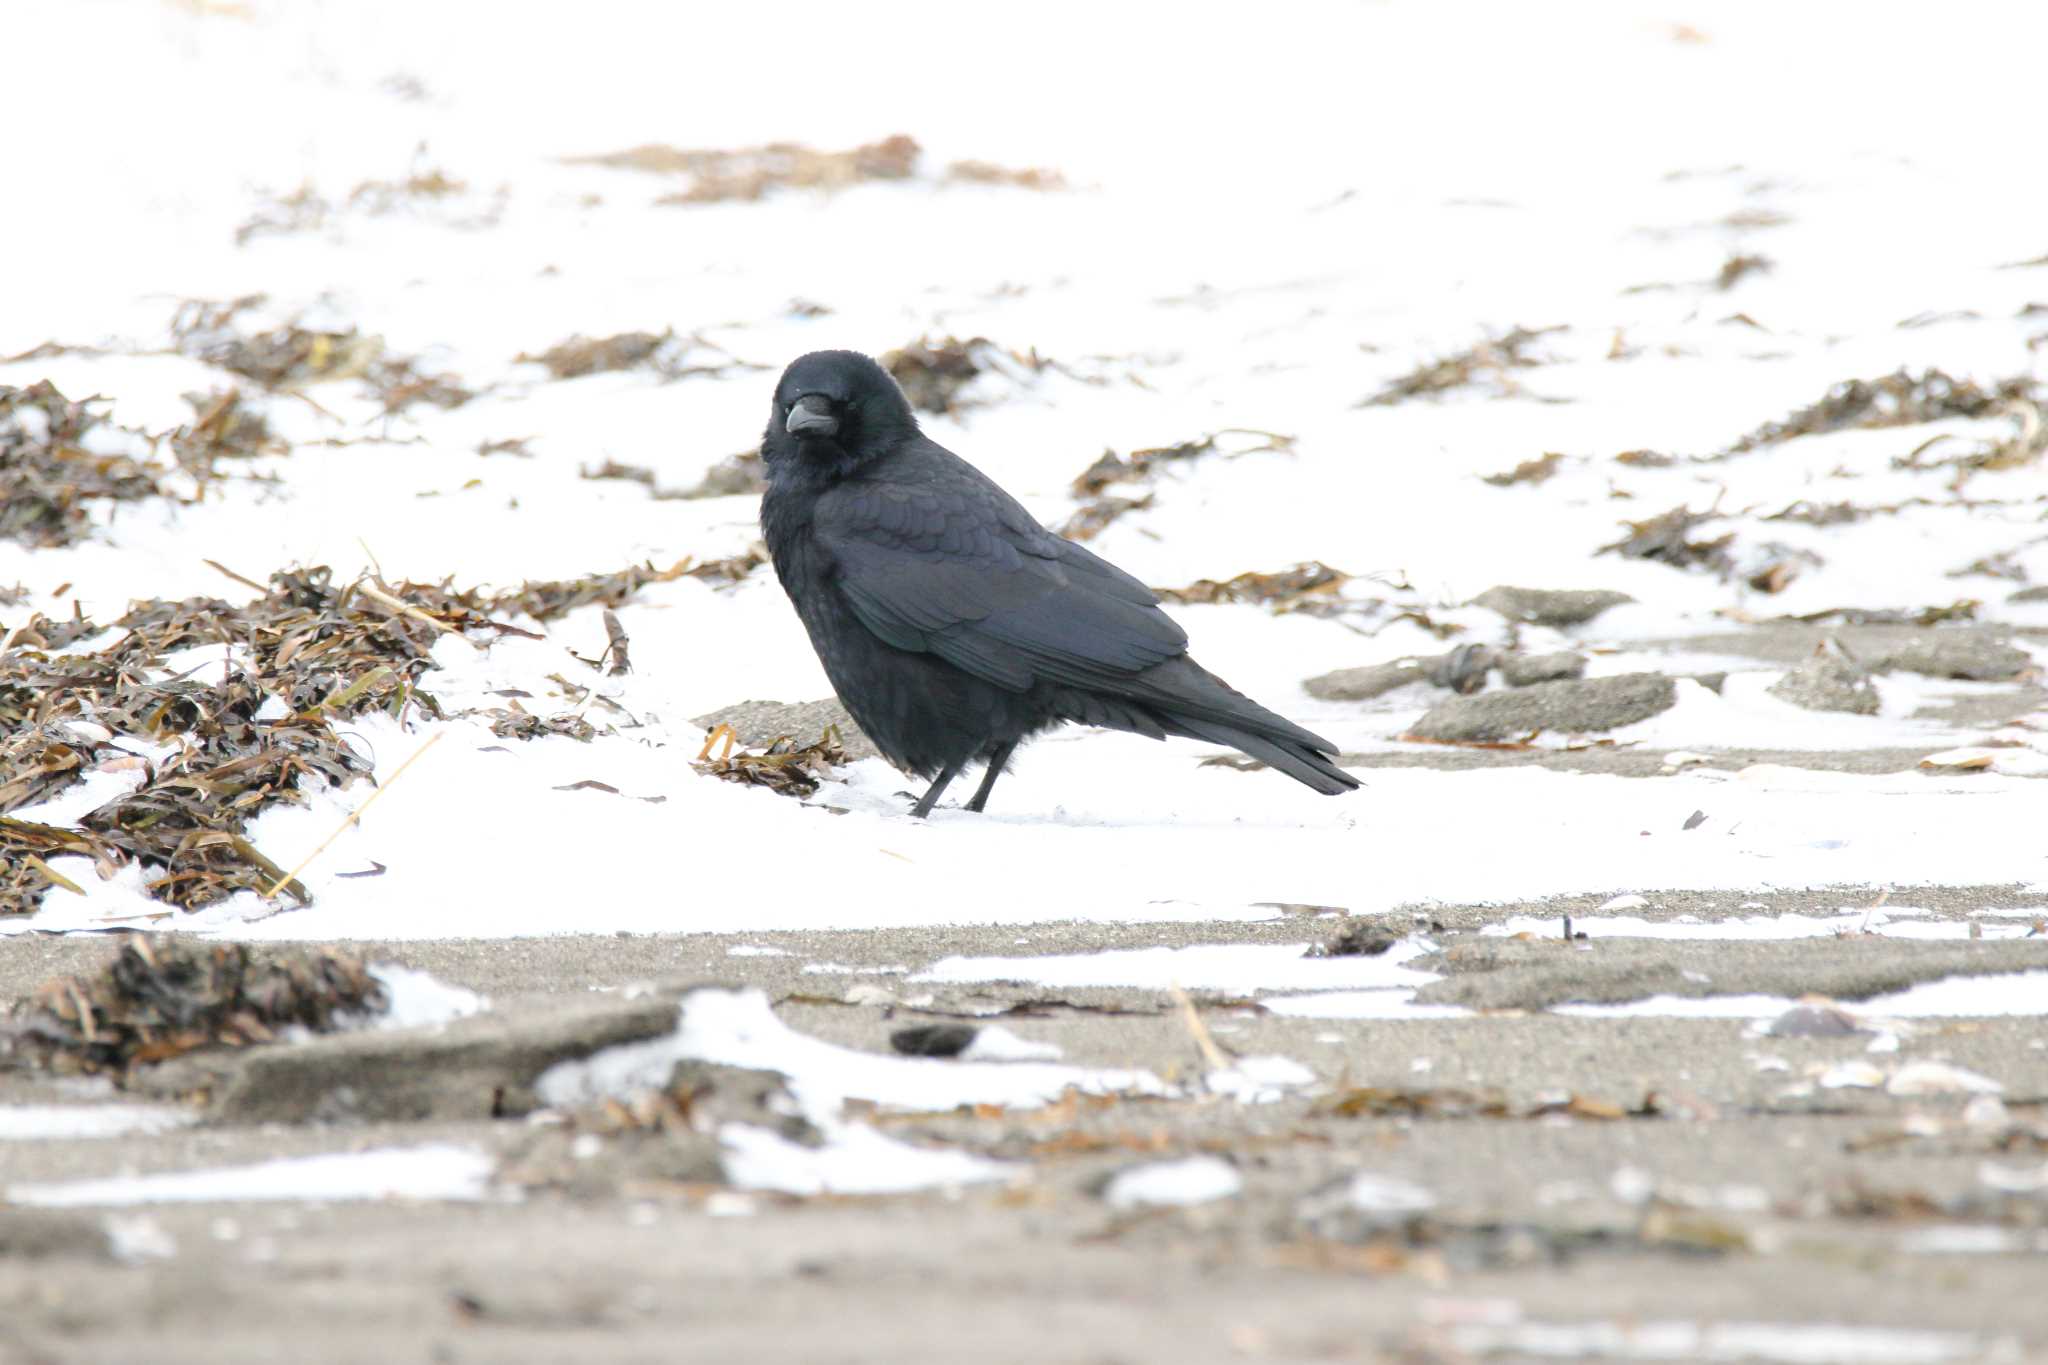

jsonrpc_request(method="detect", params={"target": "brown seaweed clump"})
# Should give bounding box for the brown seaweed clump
[4,936,386,1078]
[693,724,847,800]
[0,382,160,548]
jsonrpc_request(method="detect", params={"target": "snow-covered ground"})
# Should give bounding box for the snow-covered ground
[2,0,2045,949]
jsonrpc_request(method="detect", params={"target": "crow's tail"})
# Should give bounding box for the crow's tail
[1076,657,1360,795]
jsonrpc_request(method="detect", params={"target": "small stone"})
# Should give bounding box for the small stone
[889,1024,979,1058]
[2009,586,2048,604]
[1303,657,1434,702]
[1765,1002,1867,1038]
[1407,673,1677,743]
[692,698,878,761]
[1472,586,1635,627]
[1306,922,1401,958]
[1876,635,2033,682]
[1767,646,1879,715]
[1886,1061,2003,1096]
[1428,643,1497,694]
[1500,651,1587,687]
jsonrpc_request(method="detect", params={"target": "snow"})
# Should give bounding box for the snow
[0,1104,198,1141]
[958,1026,1064,1063]
[534,988,1167,1120]
[1102,1156,1242,1211]
[718,1122,1014,1197]
[360,965,489,1030]
[1556,971,2048,1021]
[1442,1321,1991,1364]
[4,1145,497,1208]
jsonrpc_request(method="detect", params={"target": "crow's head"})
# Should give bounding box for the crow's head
[763,350,918,473]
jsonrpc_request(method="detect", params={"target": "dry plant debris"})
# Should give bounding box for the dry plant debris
[235,166,488,245]
[1482,451,1565,486]
[515,330,760,384]
[881,336,1051,416]
[565,135,1062,205]
[1598,505,1735,576]
[0,382,158,548]
[1715,253,1774,290]
[1,552,748,916]
[692,724,847,800]
[1359,325,1568,406]
[1154,562,1350,613]
[3,937,385,1078]
[487,552,761,623]
[1725,368,2040,455]
[1061,430,1295,541]
[170,387,284,483]
[171,295,475,415]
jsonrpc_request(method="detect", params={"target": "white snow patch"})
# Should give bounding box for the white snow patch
[718,1122,1012,1196]
[959,1026,1064,1062]
[1102,1156,1241,1210]
[1206,1054,1318,1104]
[0,1104,198,1141]
[5,1145,496,1208]
[1445,1321,1988,1364]
[361,965,489,1030]
[534,988,1167,1120]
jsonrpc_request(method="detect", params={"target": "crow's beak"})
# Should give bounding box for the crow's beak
[786,394,840,437]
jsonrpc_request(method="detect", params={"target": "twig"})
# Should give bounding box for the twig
[262,731,445,899]
[695,723,736,762]
[1168,982,1230,1071]
[601,609,631,675]
[202,558,268,593]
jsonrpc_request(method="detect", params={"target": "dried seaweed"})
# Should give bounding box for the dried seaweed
[1597,505,1735,576]
[1725,368,2039,455]
[1057,493,1153,542]
[567,135,1060,205]
[0,382,160,548]
[1071,430,1295,497]
[568,135,920,204]
[485,708,597,743]
[1715,253,1773,290]
[487,560,696,623]
[677,449,766,499]
[0,567,494,913]
[3,937,386,1078]
[1,549,760,915]
[519,331,668,379]
[943,160,1065,190]
[1482,452,1565,486]
[235,167,484,246]
[1061,430,1293,541]
[169,388,283,483]
[692,724,846,800]
[1154,562,1350,613]
[881,336,1052,416]
[1359,325,1567,406]
[171,295,474,415]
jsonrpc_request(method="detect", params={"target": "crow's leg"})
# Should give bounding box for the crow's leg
[909,756,968,819]
[964,740,1017,814]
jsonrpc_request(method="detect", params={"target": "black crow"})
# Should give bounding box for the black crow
[759,350,1359,818]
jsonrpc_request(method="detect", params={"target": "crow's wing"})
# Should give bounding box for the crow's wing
[814,450,1186,695]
